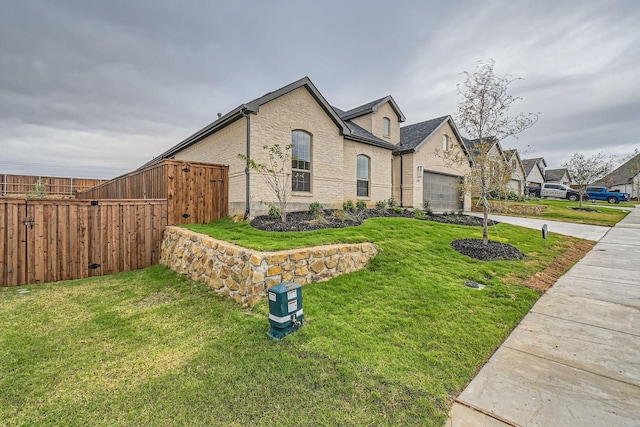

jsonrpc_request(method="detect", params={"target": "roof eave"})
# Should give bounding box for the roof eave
[344,134,397,150]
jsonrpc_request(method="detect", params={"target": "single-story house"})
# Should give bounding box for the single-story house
[521,157,546,190]
[596,151,640,198]
[544,168,571,185]
[143,76,473,216]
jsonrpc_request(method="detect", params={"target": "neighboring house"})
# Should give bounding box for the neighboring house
[143,76,472,216]
[521,158,546,189]
[395,116,472,212]
[544,168,571,185]
[596,151,640,198]
[503,149,526,195]
[462,136,516,196]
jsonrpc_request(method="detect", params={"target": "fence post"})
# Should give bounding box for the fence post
[70,178,74,195]
[2,174,5,196]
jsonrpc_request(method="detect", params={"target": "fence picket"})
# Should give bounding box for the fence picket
[0,199,168,287]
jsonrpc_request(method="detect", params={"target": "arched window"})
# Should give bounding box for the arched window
[292,130,311,192]
[357,155,370,197]
[383,117,391,137]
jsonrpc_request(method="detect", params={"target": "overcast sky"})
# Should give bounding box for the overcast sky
[1,0,638,179]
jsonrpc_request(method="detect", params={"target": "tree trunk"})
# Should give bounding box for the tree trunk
[481,195,489,245]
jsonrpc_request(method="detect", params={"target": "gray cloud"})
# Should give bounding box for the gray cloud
[1,0,639,178]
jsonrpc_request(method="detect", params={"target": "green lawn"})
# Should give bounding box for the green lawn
[1,217,583,426]
[491,198,631,226]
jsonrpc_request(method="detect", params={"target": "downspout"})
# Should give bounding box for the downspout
[242,108,251,220]
[399,154,404,207]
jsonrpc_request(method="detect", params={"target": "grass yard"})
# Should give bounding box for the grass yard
[491,198,631,226]
[1,217,588,426]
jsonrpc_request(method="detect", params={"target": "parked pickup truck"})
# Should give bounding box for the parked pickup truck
[586,186,629,204]
[527,183,584,201]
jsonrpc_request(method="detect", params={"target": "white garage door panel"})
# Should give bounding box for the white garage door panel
[423,172,463,212]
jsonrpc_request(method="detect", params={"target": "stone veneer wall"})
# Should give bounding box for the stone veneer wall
[161,226,378,306]
[471,201,546,216]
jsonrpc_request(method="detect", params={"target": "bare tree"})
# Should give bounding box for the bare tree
[455,60,538,244]
[239,144,293,222]
[562,152,616,207]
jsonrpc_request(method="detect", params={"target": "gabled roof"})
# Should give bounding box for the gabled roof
[545,168,570,182]
[526,157,547,168]
[521,158,544,177]
[396,115,471,160]
[597,151,640,186]
[141,77,354,168]
[503,149,526,177]
[503,149,518,161]
[461,136,503,160]
[338,95,406,122]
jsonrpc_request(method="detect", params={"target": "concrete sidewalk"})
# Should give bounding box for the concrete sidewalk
[467,212,610,241]
[448,208,640,426]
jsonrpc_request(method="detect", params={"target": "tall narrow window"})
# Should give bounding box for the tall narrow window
[443,134,451,151]
[292,130,311,192]
[383,117,391,137]
[357,155,370,197]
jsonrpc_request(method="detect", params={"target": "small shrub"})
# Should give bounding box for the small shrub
[356,200,367,211]
[414,208,426,219]
[375,200,387,209]
[26,178,48,198]
[334,209,355,221]
[342,200,356,212]
[392,207,403,214]
[309,201,323,215]
[268,205,281,219]
[422,200,433,215]
[387,197,398,208]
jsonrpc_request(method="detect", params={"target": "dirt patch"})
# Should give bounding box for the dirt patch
[451,238,525,261]
[522,240,596,292]
[251,209,496,232]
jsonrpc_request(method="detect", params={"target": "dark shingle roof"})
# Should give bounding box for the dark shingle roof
[398,116,449,152]
[141,77,406,167]
[338,96,406,122]
[544,168,569,182]
[521,159,539,176]
[597,151,640,186]
[525,157,547,168]
[344,121,397,150]
[461,136,500,157]
[338,97,387,118]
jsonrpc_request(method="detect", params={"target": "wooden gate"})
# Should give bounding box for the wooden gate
[0,199,168,287]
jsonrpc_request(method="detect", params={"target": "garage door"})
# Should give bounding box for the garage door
[423,171,463,212]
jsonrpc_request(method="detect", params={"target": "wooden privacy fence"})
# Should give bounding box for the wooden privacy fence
[77,160,229,225]
[1,174,106,196]
[0,199,167,287]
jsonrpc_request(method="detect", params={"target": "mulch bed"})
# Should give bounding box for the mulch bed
[568,206,600,212]
[451,238,525,261]
[252,209,527,262]
[250,209,498,232]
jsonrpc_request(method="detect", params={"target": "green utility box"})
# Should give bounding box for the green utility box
[267,282,303,340]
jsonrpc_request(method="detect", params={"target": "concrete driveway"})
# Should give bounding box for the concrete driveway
[448,208,640,426]
[468,212,611,241]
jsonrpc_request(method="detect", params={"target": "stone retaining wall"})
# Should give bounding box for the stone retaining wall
[472,201,546,216]
[161,226,378,306]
